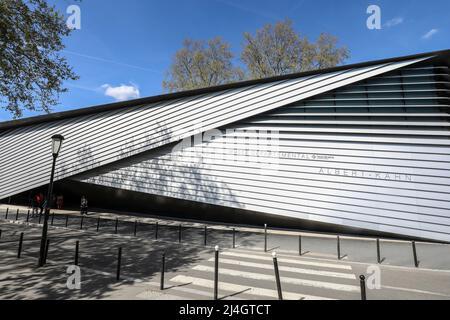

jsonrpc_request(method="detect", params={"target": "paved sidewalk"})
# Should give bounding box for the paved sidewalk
[0,219,450,300]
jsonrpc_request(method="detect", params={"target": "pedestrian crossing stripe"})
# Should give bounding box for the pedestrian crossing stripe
[208,257,356,279]
[192,265,359,292]
[142,282,245,300]
[169,275,335,300]
[136,289,186,300]
[221,251,352,270]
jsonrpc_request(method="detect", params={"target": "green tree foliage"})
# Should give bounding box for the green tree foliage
[163,37,244,93]
[241,20,350,79]
[164,20,350,91]
[0,0,78,118]
[241,19,315,79]
[312,33,351,70]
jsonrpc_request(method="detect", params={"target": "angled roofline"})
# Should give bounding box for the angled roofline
[1,48,450,130]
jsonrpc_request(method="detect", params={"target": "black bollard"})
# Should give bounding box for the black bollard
[134,220,138,237]
[116,247,122,281]
[264,224,268,252]
[80,215,84,230]
[17,232,24,259]
[51,213,55,226]
[272,252,283,300]
[155,222,159,240]
[412,241,419,268]
[214,246,219,300]
[232,228,236,249]
[299,235,302,256]
[337,236,341,260]
[360,275,367,300]
[160,252,165,290]
[44,239,50,265]
[65,215,69,228]
[115,218,118,234]
[38,213,42,224]
[26,210,30,222]
[96,217,100,232]
[178,224,182,243]
[204,226,207,246]
[5,208,9,220]
[74,241,79,266]
[15,209,19,221]
[376,238,381,264]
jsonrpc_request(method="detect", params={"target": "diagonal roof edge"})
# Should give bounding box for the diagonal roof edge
[1,49,449,131]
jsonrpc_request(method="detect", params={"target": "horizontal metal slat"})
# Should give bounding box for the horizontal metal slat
[267,113,450,117]
[246,119,450,126]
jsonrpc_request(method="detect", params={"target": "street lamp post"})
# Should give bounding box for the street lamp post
[38,134,64,267]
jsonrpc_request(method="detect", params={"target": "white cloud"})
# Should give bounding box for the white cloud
[422,29,439,40]
[101,83,140,101]
[384,17,404,28]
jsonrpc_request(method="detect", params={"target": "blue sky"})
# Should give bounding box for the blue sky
[2,0,449,121]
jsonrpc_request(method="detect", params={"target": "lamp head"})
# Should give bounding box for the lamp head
[51,134,65,157]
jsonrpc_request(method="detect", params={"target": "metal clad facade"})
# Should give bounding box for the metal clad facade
[74,64,450,242]
[0,58,425,200]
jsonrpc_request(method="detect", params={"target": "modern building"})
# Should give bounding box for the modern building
[1,50,449,242]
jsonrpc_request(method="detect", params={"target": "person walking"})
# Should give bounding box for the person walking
[80,196,88,215]
[56,195,64,210]
[38,192,45,217]
[31,194,39,217]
